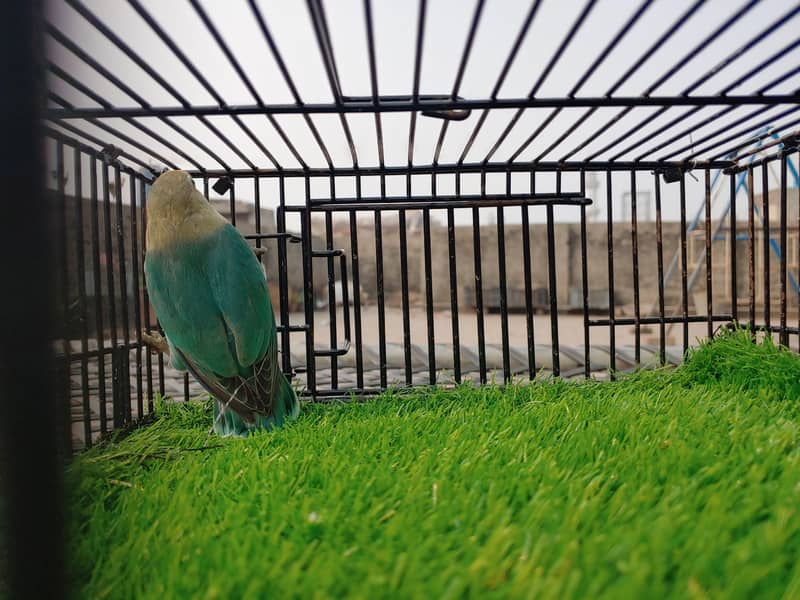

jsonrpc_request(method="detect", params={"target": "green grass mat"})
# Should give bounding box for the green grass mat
[67,330,800,599]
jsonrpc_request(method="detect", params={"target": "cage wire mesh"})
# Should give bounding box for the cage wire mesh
[42,0,800,449]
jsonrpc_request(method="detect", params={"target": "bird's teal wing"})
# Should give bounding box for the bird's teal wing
[145,232,240,378]
[207,223,276,370]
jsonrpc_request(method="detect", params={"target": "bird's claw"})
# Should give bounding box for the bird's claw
[141,330,170,356]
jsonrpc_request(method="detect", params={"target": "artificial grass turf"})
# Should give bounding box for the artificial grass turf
[68,331,800,599]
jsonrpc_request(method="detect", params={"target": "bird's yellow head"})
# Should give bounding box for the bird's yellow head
[147,170,198,216]
[146,170,225,251]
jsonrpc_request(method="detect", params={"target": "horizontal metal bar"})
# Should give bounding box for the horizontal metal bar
[588,315,733,327]
[728,129,799,162]
[311,249,345,257]
[243,232,303,243]
[729,147,798,173]
[724,141,798,175]
[184,160,733,179]
[45,94,800,119]
[277,325,310,333]
[303,388,383,400]
[292,196,593,211]
[310,191,582,205]
[735,323,800,336]
[313,340,352,357]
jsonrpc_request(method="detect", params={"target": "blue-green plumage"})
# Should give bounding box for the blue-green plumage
[144,170,298,436]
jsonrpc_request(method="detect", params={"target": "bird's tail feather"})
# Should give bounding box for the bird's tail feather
[213,372,298,437]
[175,347,299,437]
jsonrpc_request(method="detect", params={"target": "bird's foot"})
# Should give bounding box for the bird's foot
[141,330,170,356]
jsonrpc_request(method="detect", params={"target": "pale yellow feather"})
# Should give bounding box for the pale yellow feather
[146,170,226,251]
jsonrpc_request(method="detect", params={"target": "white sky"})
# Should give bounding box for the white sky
[44,0,800,226]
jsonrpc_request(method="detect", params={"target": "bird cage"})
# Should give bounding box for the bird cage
[28,0,800,453]
[3,2,800,595]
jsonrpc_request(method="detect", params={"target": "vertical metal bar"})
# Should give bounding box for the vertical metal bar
[277,178,292,376]
[580,171,591,376]
[102,165,119,423]
[89,158,107,435]
[55,144,71,437]
[54,142,73,457]
[797,151,800,352]
[605,170,616,377]
[399,204,413,385]
[423,207,436,384]
[446,173,461,383]
[374,208,387,388]
[325,209,338,388]
[400,175,414,388]
[111,346,122,428]
[350,178,364,388]
[748,167,756,334]
[448,205,461,383]
[72,150,92,444]
[762,164,771,329]
[679,174,689,354]
[228,174,236,227]
[339,254,351,346]
[129,173,143,420]
[254,176,263,263]
[247,175,259,396]
[376,176,387,388]
[780,154,788,346]
[472,207,486,383]
[141,177,153,411]
[705,168,713,338]
[546,200,560,377]
[113,166,131,423]
[521,172,534,380]
[302,176,316,397]
[497,174,511,381]
[630,170,641,364]
[473,202,487,384]
[729,173,738,324]
[156,325,165,399]
[654,171,665,366]
[406,0,426,181]
[121,348,130,425]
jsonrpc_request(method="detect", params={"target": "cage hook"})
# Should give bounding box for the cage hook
[212,175,233,195]
[421,94,471,121]
[658,165,682,184]
[421,108,471,121]
[100,143,122,165]
[782,134,799,152]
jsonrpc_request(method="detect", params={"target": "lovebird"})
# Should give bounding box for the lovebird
[143,170,299,436]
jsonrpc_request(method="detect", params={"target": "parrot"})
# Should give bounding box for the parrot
[143,170,299,436]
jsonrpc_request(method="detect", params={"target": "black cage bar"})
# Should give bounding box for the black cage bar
[37,0,800,450]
